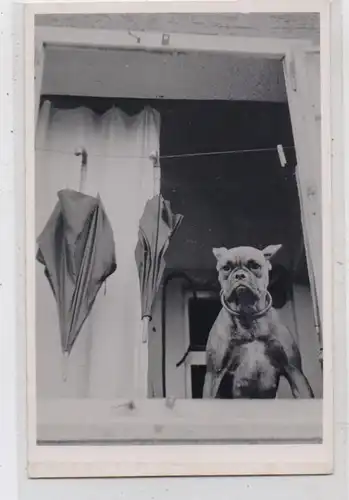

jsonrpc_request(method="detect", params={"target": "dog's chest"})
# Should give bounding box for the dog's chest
[229,315,270,342]
[223,338,280,397]
[226,339,271,371]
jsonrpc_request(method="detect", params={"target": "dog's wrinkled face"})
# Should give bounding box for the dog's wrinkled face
[213,245,282,309]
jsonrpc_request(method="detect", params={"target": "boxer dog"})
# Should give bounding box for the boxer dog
[202,244,314,399]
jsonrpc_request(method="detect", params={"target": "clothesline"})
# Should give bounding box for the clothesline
[35,145,295,160]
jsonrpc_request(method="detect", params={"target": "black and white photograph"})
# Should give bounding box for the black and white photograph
[30,7,328,472]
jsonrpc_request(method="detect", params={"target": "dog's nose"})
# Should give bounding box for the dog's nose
[235,271,247,280]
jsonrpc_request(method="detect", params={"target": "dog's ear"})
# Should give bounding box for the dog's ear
[262,244,282,262]
[212,247,228,261]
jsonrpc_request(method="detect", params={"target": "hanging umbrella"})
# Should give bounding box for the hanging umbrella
[36,188,117,355]
[135,193,183,342]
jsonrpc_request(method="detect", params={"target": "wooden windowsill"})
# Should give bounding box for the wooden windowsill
[37,397,322,444]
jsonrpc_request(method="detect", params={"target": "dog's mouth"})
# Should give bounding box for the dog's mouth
[226,283,258,306]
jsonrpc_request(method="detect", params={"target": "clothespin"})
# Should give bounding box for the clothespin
[149,150,160,168]
[277,144,287,168]
[74,147,88,166]
[75,147,88,193]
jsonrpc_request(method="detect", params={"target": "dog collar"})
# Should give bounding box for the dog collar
[220,290,273,319]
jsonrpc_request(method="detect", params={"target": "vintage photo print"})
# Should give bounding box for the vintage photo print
[26,4,333,477]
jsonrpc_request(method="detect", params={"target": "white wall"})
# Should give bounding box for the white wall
[0,3,347,500]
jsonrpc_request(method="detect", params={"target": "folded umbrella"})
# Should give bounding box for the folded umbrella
[135,193,183,340]
[37,188,117,355]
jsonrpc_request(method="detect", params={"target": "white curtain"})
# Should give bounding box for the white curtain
[35,102,160,399]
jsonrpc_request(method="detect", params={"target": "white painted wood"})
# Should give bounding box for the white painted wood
[187,351,206,365]
[292,285,323,397]
[36,26,314,58]
[34,37,45,125]
[37,398,322,443]
[36,13,320,43]
[283,51,322,361]
[35,99,51,147]
[26,10,40,455]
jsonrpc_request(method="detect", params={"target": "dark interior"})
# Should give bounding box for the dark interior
[188,296,222,350]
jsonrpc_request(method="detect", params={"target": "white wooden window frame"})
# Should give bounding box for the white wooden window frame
[24,1,333,479]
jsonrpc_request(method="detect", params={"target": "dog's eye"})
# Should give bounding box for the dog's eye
[248,260,260,270]
[222,264,231,272]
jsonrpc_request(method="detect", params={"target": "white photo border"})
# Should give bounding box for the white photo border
[23,0,334,478]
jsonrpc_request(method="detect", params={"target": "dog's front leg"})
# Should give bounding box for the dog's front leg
[202,369,214,398]
[284,365,314,398]
[203,359,227,399]
[202,357,217,398]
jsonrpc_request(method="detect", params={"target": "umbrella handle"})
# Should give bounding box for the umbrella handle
[142,316,150,343]
[61,351,69,382]
[134,318,150,398]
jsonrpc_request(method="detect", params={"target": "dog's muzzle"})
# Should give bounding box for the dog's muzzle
[225,270,257,303]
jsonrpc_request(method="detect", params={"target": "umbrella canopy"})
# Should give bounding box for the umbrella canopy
[135,194,183,320]
[37,188,117,355]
